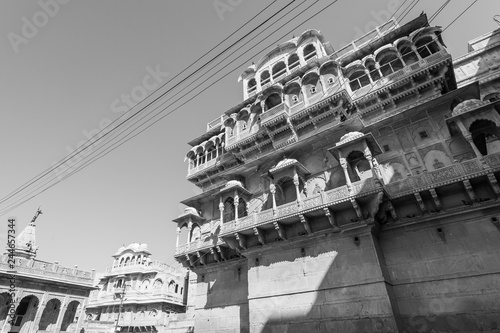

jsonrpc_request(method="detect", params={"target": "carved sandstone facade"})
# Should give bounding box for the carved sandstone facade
[173,14,500,332]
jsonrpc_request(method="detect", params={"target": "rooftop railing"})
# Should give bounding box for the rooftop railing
[105,261,177,275]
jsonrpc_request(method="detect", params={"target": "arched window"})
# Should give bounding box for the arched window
[470,119,500,155]
[397,41,419,65]
[284,83,302,106]
[272,61,287,81]
[224,197,235,222]
[377,51,404,77]
[191,225,201,242]
[238,197,247,218]
[303,44,317,61]
[364,59,381,82]
[116,279,122,289]
[264,93,282,111]
[119,258,124,267]
[247,78,257,95]
[175,284,179,293]
[319,62,339,87]
[124,257,130,266]
[288,53,300,71]
[153,279,163,290]
[348,70,370,91]
[415,36,440,59]
[141,279,150,291]
[347,150,372,182]
[168,281,176,293]
[260,70,270,86]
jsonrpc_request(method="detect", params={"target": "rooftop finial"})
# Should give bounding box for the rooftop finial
[30,206,42,226]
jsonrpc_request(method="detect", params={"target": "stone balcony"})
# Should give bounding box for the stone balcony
[260,103,289,127]
[220,177,380,236]
[175,236,224,256]
[0,255,94,286]
[88,289,183,306]
[104,261,176,276]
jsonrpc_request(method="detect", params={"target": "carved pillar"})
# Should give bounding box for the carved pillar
[270,183,277,214]
[364,147,377,179]
[74,299,87,333]
[186,221,193,244]
[365,69,373,83]
[412,46,422,60]
[293,168,301,204]
[175,227,181,248]
[54,296,69,333]
[340,157,352,189]
[31,293,48,332]
[234,190,239,221]
[219,197,224,224]
[456,119,483,159]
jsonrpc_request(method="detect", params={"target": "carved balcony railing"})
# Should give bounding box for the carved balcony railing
[206,115,228,132]
[220,177,380,235]
[352,49,450,102]
[0,255,94,285]
[88,289,183,306]
[260,103,289,126]
[384,153,500,198]
[187,158,218,177]
[105,261,176,275]
[175,236,225,256]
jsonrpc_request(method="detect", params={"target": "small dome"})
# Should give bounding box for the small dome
[225,180,243,188]
[115,243,150,255]
[452,99,489,116]
[178,207,199,217]
[339,131,364,143]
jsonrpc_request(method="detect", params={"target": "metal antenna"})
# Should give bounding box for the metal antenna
[30,206,42,226]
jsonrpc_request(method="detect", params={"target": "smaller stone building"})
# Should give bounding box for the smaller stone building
[0,212,95,333]
[84,243,188,333]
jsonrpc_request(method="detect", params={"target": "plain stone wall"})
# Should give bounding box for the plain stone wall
[193,260,249,333]
[246,228,399,333]
[380,209,500,332]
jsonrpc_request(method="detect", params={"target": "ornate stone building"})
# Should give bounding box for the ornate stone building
[172,13,500,333]
[84,243,189,333]
[0,213,95,333]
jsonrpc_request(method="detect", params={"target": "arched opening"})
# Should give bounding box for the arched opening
[470,119,500,155]
[119,258,124,266]
[0,293,13,328]
[303,44,317,61]
[284,82,302,106]
[260,70,271,86]
[12,295,37,330]
[39,298,61,331]
[302,73,322,99]
[275,177,304,206]
[247,78,257,95]
[191,224,201,242]
[124,257,130,266]
[154,279,163,290]
[348,70,370,91]
[288,53,300,71]
[272,61,287,80]
[264,93,282,111]
[397,41,419,65]
[347,151,372,182]
[415,36,440,58]
[141,279,150,291]
[60,301,80,331]
[377,51,404,77]
[175,284,179,293]
[319,62,339,87]
[168,281,176,293]
[223,197,235,222]
[238,197,248,218]
[364,59,381,82]
[249,104,262,133]
[116,279,123,289]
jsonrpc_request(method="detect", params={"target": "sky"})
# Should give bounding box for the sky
[0,0,498,274]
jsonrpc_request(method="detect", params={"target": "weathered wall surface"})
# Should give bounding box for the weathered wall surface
[246,227,399,333]
[381,209,500,332]
[192,260,249,333]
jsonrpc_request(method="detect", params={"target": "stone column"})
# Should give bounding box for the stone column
[293,168,302,204]
[186,221,193,244]
[234,190,239,221]
[176,227,181,248]
[219,198,224,224]
[364,147,377,179]
[412,46,422,60]
[31,292,48,332]
[74,299,87,333]
[340,157,352,189]
[456,119,483,158]
[54,296,68,333]
[270,183,277,214]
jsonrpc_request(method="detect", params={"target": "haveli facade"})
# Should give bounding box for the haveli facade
[0,212,95,333]
[172,13,500,333]
[84,243,190,333]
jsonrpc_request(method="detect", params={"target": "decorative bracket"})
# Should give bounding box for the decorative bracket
[253,227,266,245]
[300,214,312,234]
[462,180,477,203]
[387,201,398,221]
[429,189,442,211]
[235,233,247,250]
[323,207,340,232]
[273,222,287,240]
[185,254,195,267]
[210,248,220,262]
[487,173,500,196]
[216,245,227,261]
[350,198,363,220]
[414,192,427,214]
[196,251,206,265]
